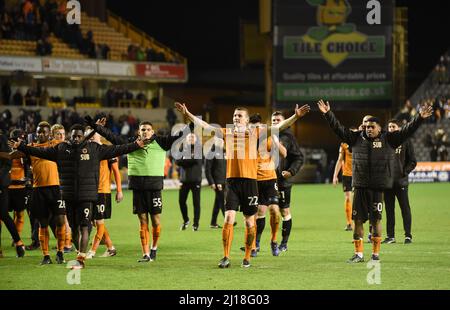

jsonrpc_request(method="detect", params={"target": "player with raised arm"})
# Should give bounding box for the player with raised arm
[318,99,432,262]
[13,124,146,269]
[87,117,183,262]
[175,101,310,268]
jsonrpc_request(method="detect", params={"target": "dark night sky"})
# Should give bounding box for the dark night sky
[107,0,258,71]
[107,0,449,94]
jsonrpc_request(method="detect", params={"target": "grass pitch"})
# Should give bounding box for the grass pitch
[1,183,449,290]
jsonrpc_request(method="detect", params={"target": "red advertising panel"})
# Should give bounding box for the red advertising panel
[135,63,187,81]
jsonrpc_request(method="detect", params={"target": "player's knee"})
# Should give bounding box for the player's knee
[269,204,280,214]
[244,217,254,228]
[281,208,290,218]
[224,212,235,224]
[151,219,160,227]
[257,208,266,217]
[38,218,49,228]
[54,215,65,227]
[353,233,362,240]
[138,214,149,225]
[79,219,90,228]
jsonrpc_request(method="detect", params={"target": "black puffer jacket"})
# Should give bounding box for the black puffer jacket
[392,139,417,187]
[175,143,203,183]
[324,111,424,190]
[18,140,139,201]
[276,129,304,188]
[204,144,226,185]
[0,134,11,188]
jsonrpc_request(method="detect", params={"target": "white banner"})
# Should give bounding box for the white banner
[0,56,42,72]
[0,56,187,81]
[98,61,135,76]
[42,58,97,74]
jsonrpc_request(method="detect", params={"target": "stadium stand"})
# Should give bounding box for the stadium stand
[0,0,184,63]
[403,51,450,161]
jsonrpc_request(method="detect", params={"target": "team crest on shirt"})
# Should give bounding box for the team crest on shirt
[80,148,90,160]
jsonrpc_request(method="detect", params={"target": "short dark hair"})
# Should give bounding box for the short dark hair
[388,119,402,127]
[366,117,380,125]
[271,111,284,117]
[139,121,153,127]
[235,107,249,116]
[37,121,51,130]
[249,113,262,124]
[69,124,85,133]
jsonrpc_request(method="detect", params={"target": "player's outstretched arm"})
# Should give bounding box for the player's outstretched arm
[387,104,433,148]
[85,115,128,145]
[99,139,147,160]
[270,104,310,134]
[0,150,25,161]
[16,139,58,162]
[175,102,214,132]
[318,99,358,146]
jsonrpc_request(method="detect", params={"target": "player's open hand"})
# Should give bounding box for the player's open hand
[175,102,188,115]
[317,99,330,114]
[295,104,310,118]
[8,138,22,150]
[96,117,107,127]
[419,104,433,119]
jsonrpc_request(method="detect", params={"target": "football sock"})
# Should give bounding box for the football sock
[56,225,66,252]
[39,227,50,256]
[354,238,364,257]
[345,199,352,225]
[372,237,382,256]
[91,222,105,252]
[270,212,280,243]
[103,226,113,249]
[222,223,234,258]
[256,217,266,244]
[244,225,256,261]
[152,225,161,250]
[139,223,149,255]
[281,217,292,244]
